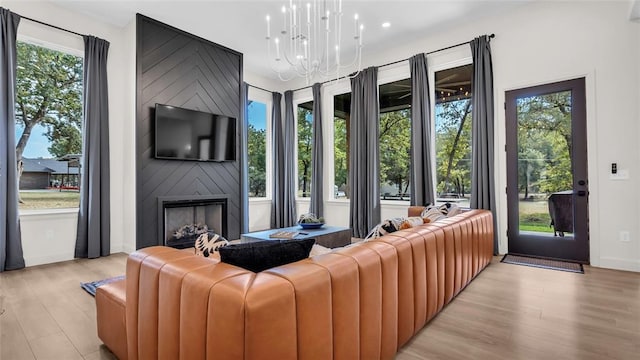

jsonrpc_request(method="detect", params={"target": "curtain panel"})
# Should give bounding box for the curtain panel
[0,7,25,271]
[409,53,435,206]
[309,82,324,217]
[271,92,297,228]
[75,36,111,258]
[349,67,381,238]
[470,35,498,254]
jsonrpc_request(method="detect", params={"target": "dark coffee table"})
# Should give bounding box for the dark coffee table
[241,225,351,248]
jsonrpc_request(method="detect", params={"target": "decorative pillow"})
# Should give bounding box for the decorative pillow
[309,243,333,257]
[364,217,404,240]
[421,206,447,222]
[218,238,315,273]
[446,203,462,217]
[398,216,427,230]
[194,232,229,258]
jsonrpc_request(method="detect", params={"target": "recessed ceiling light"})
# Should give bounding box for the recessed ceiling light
[382,22,391,28]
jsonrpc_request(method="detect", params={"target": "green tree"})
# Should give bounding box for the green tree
[435,99,472,196]
[46,121,82,157]
[517,92,573,194]
[334,116,348,196]
[15,41,83,186]
[297,106,313,197]
[247,123,266,197]
[379,109,411,195]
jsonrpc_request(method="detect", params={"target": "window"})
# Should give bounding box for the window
[333,92,350,199]
[15,41,83,210]
[379,78,411,201]
[296,101,313,198]
[434,64,473,207]
[247,100,267,198]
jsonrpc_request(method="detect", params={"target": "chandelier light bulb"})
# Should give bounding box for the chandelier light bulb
[266,15,271,39]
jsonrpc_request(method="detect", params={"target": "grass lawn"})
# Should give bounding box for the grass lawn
[518,199,553,234]
[19,191,80,210]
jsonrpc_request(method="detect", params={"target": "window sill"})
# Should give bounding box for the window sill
[379,200,411,207]
[249,198,271,205]
[19,208,79,217]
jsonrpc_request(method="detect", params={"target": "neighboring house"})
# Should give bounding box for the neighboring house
[20,158,80,190]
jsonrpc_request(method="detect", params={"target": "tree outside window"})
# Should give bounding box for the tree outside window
[378,79,411,201]
[297,101,313,198]
[333,93,350,199]
[15,41,83,210]
[434,64,473,207]
[379,109,411,200]
[247,100,267,198]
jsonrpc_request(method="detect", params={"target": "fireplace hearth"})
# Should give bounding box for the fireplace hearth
[158,195,228,249]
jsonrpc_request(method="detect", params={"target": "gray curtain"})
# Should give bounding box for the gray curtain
[409,53,435,206]
[309,83,323,217]
[240,82,249,233]
[0,8,25,271]
[470,35,498,254]
[75,36,111,258]
[271,92,297,228]
[349,67,380,238]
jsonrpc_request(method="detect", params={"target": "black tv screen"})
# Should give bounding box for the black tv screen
[155,104,236,162]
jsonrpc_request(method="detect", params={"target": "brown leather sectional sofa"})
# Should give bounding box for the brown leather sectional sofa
[96,208,494,359]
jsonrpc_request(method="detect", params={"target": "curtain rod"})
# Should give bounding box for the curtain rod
[20,14,85,38]
[287,33,495,93]
[247,83,273,94]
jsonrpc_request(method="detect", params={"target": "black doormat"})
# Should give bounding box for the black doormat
[501,254,584,274]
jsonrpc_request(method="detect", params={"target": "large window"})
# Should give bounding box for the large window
[247,100,267,198]
[331,78,412,202]
[333,92,350,199]
[15,41,83,210]
[434,64,473,206]
[379,78,411,201]
[297,101,313,198]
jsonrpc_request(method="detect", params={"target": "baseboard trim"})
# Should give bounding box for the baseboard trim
[25,252,74,267]
[596,257,640,272]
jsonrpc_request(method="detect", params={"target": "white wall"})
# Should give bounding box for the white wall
[4,0,136,264]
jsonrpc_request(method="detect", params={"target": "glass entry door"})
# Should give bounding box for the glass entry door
[505,78,589,263]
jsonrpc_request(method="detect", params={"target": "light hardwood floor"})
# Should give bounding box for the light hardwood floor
[1,254,639,359]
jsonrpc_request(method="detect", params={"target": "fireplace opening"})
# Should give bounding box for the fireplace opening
[158,196,228,249]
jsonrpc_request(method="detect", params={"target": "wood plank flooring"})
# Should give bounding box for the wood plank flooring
[1,254,639,359]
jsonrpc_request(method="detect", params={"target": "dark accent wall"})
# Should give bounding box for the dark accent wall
[136,14,243,249]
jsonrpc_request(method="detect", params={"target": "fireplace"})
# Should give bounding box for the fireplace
[158,195,228,249]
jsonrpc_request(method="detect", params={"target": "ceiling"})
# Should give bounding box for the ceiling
[48,0,530,83]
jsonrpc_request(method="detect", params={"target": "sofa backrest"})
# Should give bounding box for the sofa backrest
[125,209,493,360]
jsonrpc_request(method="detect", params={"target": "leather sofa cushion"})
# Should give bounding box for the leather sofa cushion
[219,238,315,272]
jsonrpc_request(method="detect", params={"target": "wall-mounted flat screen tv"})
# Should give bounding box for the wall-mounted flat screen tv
[155,104,236,162]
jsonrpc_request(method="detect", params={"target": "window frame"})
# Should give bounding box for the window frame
[429,52,473,205]
[15,35,84,214]
[292,88,314,201]
[324,79,351,202]
[247,87,273,201]
[377,62,411,206]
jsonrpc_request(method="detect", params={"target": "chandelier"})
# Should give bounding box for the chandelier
[265,0,364,83]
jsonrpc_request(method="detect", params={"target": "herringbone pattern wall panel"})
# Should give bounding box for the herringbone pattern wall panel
[136,15,243,249]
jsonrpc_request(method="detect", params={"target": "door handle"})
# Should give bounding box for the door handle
[577,190,587,197]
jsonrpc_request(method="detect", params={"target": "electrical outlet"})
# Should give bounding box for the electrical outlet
[619,231,630,242]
